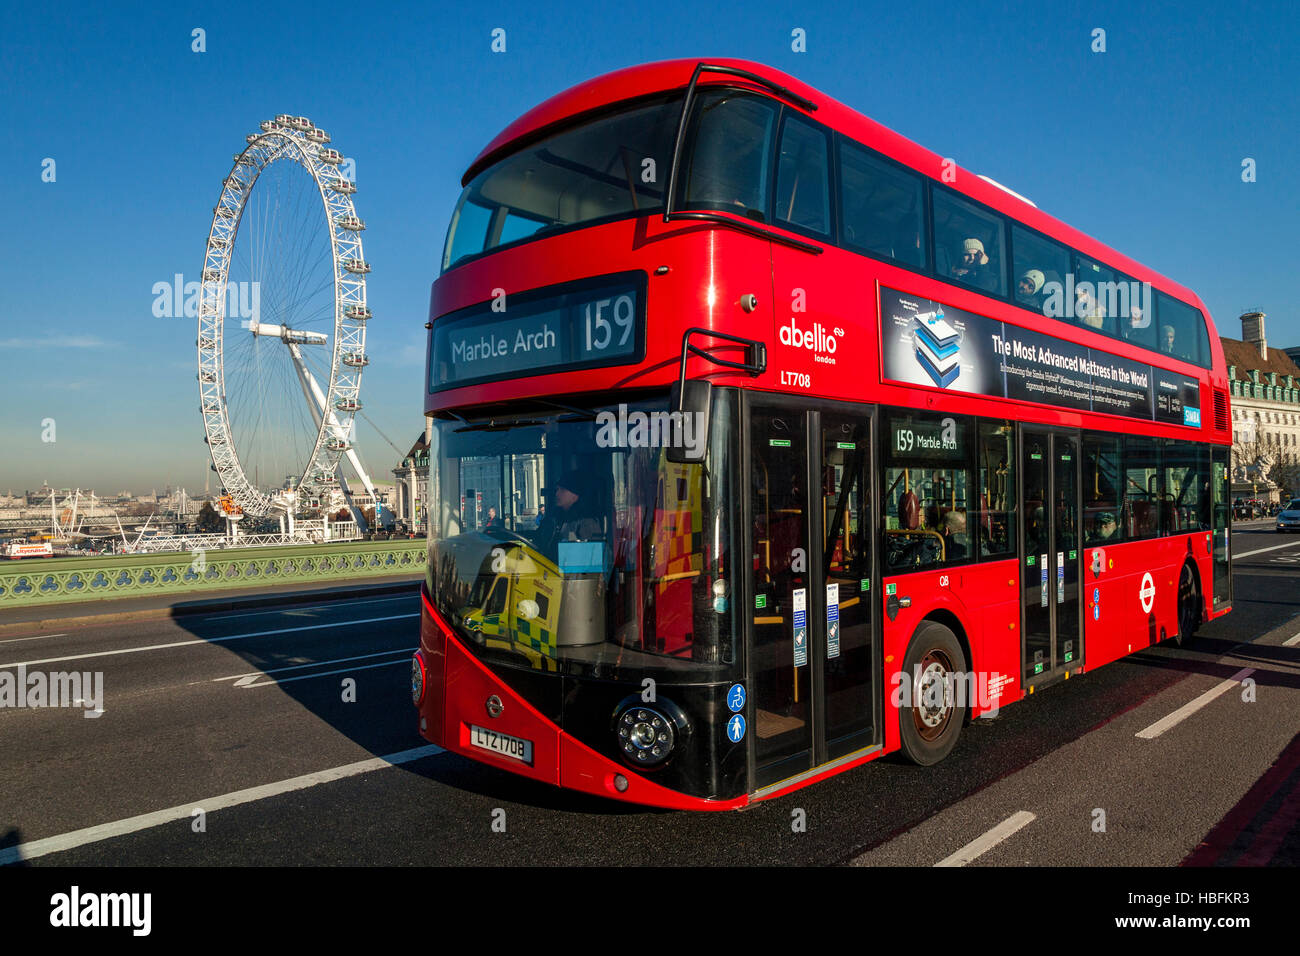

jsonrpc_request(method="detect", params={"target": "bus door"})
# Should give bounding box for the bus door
[1021,427,1082,686]
[747,398,878,793]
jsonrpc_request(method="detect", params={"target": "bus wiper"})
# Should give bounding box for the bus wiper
[535,399,597,420]
[453,419,546,433]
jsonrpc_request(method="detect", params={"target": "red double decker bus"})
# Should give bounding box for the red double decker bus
[413,59,1233,810]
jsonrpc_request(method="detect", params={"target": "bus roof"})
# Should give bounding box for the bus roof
[463,57,1220,350]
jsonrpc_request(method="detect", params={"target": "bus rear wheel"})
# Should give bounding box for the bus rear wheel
[899,621,967,766]
[1175,562,1201,646]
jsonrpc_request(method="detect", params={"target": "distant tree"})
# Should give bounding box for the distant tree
[333,508,351,521]
[196,501,224,532]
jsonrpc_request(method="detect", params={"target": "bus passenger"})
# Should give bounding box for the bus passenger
[1017,269,1045,308]
[1075,285,1105,329]
[951,238,997,292]
[1092,511,1118,542]
[1121,306,1145,341]
[943,509,968,559]
[1160,324,1176,353]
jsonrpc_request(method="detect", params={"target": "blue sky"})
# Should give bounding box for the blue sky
[2,0,1296,492]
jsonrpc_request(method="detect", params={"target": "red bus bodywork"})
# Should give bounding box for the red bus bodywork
[417,58,1231,810]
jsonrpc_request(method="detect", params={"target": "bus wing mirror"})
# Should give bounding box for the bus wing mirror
[667,379,712,464]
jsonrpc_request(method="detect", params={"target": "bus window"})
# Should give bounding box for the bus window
[1082,434,1123,544]
[1072,254,1118,337]
[1156,292,1204,366]
[838,139,926,269]
[1011,225,1069,317]
[441,96,680,270]
[443,197,493,271]
[883,410,972,571]
[933,189,1006,297]
[681,89,779,222]
[1164,443,1209,532]
[976,421,1016,558]
[1122,436,1162,539]
[774,115,830,236]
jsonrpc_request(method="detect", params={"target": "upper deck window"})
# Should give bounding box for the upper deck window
[678,89,779,222]
[839,139,926,269]
[774,115,831,236]
[1011,224,1069,316]
[442,96,680,271]
[933,189,1006,297]
[1156,291,1208,367]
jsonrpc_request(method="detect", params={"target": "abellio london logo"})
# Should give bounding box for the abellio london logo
[779,317,843,365]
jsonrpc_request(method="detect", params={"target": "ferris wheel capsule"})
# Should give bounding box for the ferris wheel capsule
[335,398,362,412]
[290,116,313,131]
[343,306,371,321]
[335,215,365,232]
[342,352,370,368]
[306,127,329,144]
[328,178,356,194]
[342,258,370,274]
[317,147,344,165]
[260,120,276,132]
[274,113,294,127]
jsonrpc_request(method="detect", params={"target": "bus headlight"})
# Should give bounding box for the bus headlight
[613,697,689,769]
[411,652,426,706]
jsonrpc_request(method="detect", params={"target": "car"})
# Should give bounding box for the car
[1277,499,1300,532]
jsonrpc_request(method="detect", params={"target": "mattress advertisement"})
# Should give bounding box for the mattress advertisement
[880,286,1200,426]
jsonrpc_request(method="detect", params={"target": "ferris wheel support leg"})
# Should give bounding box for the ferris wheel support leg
[285,341,394,531]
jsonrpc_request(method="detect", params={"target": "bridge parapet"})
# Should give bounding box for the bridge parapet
[0,540,427,609]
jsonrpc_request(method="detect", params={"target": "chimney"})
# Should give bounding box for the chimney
[1241,310,1267,359]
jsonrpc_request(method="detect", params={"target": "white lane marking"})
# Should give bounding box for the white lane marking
[238,657,408,688]
[0,613,418,670]
[0,633,68,645]
[1234,540,1300,560]
[0,743,444,865]
[1283,633,1300,647]
[935,811,1036,867]
[213,647,416,682]
[1135,667,1256,739]
[200,595,413,622]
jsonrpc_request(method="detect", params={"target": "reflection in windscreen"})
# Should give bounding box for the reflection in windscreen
[428,396,736,679]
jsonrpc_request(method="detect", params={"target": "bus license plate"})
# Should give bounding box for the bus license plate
[470,725,533,764]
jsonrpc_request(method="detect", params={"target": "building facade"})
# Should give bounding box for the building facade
[1223,311,1300,503]
[391,430,430,532]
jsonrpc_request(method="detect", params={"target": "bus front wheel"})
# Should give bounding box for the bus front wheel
[898,621,967,766]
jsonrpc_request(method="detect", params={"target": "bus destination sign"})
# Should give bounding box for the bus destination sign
[880,287,1202,426]
[430,272,646,391]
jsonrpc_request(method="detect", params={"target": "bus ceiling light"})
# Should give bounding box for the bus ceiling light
[613,697,689,769]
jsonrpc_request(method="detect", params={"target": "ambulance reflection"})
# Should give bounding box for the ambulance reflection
[457,540,563,672]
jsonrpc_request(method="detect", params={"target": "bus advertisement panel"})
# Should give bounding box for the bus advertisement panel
[880,287,1202,427]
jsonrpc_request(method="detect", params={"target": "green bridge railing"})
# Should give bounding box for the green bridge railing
[0,540,428,609]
